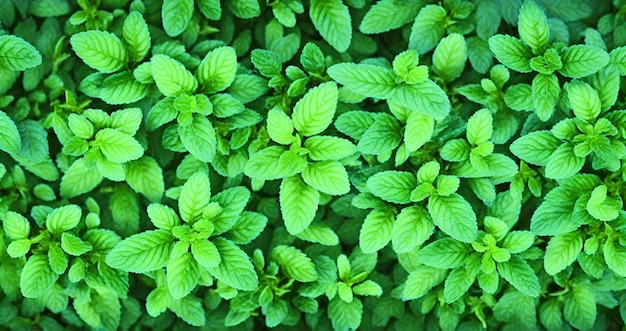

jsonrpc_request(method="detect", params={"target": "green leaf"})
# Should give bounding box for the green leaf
[302,160,350,196]
[95,128,143,163]
[544,143,585,180]
[563,284,596,330]
[245,146,292,180]
[359,209,394,253]
[327,63,396,99]
[280,175,320,234]
[392,205,434,253]
[125,157,164,202]
[510,130,561,166]
[566,80,601,122]
[46,205,81,235]
[191,239,220,269]
[295,223,339,246]
[366,171,416,204]
[0,35,42,71]
[123,11,150,62]
[167,252,200,299]
[532,73,560,121]
[209,237,258,291]
[2,211,30,240]
[60,159,103,198]
[0,110,22,154]
[61,232,92,256]
[359,0,422,34]
[518,0,550,51]
[489,35,532,73]
[196,46,237,93]
[404,111,434,152]
[162,0,194,37]
[292,82,338,136]
[272,245,318,282]
[497,256,540,297]
[427,194,478,243]
[408,5,447,54]
[467,109,493,145]
[443,267,474,303]
[178,115,217,162]
[544,231,583,275]
[433,33,467,82]
[402,266,447,300]
[357,114,402,154]
[418,238,471,269]
[105,229,174,273]
[145,97,177,131]
[304,136,356,161]
[391,80,451,120]
[493,290,537,327]
[227,0,261,19]
[266,108,294,145]
[20,255,58,298]
[328,297,363,331]
[309,0,352,52]
[540,300,564,331]
[211,186,251,234]
[70,31,126,73]
[169,294,206,326]
[559,45,609,78]
[151,54,198,96]
[179,171,211,223]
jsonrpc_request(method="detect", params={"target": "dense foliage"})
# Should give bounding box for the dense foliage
[2,0,626,330]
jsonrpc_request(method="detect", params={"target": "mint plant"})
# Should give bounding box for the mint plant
[3,0,626,330]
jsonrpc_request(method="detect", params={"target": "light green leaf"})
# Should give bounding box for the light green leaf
[391,80,451,119]
[178,115,217,162]
[0,110,22,154]
[532,73,560,121]
[467,108,493,145]
[0,35,42,71]
[147,204,180,231]
[309,0,352,52]
[280,175,319,234]
[266,108,294,145]
[169,294,206,326]
[392,205,434,253]
[245,146,290,180]
[209,237,258,291]
[125,157,164,202]
[60,232,92,256]
[191,239,220,269]
[110,107,142,136]
[272,245,318,282]
[70,31,126,73]
[497,256,540,297]
[46,205,81,235]
[433,33,467,82]
[123,11,151,62]
[359,209,394,253]
[105,229,174,273]
[227,0,261,19]
[20,254,58,298]
[566,80,601,122]
[304,136,356,161]
[211,186,251,234]
[418,237,471,268]
[328,297,363,331]
[540,300,563,331]
[563,284,596,330]
[145,97,177,131]
[60,159,104,198]
[167,252,200,299]
[366,171,416,204]
[359,0,424,34]
[544,230,583,275]
[196,46,237,93]
[427,194,478,243]
[2,211,30,240]
[443,267,473,303]
[151,54,198,96]
[545,143,585,180]
[357,114,402,154]
[327,63,396,99]
[408,5,447,54]
[402,266,447,300]
[302,160,350,196]
[95,128,143,163]
[559,45,609,78]
[488,35,533,73]
[292,82,338,136]
[179,171,211,223]
[295,223,340,246]
[510,130,561,166]
[518,0,550,51]
[404,111,434,152]
[162,0,194,37]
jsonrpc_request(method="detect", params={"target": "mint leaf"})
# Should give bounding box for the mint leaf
[209,237,258,291]
[359,209,394,253]
[433,33,467,82]
[70,31,126,73]
[167,252,200,299]
[20,255,58,298]
[510,130,561,166]
[366,171,416,204]
[518,0,550,51]
[309,0,352,52]
[105,230,174,273]
[418,238,471,269]
[566,80,601,122]
[272,245,317,282]
[196,46,237,93]
[123,11,151,63]
[292,82,338,136]
[151,54,198,96]
[302,161,350,196]
[544,143,585,180]
[280,175,319,234]
[488,35,532,73]
[0,35,42,71]
[427,194,478,243]
[559,45,609,78]
[162,0,194,37]
[0,110,21,154]
[497,256,540,297]
[408,5,447,54]
[46,205,81,235]
[543,230,583,275]
[327,63,396,99]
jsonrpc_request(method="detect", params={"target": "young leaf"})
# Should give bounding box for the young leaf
[167,252,200,299]
[266,108,294,145]
[151,54,198,96]
[302,160,350,196]
[366,171,416,204]
[309,0,352,52]
[280,175,319,234]
[20,255,58,298]
[518,0,550,51]
[70,31,126,73]
[105,229,174,273]
[543,230,583,275]
[497,256,540,297]
[95,128,144,164]
[2,211,30,240]
[46,205,82,235]
[196,46,237,93]
[0,35,42,71]
[467,109,493,145]
[392,205,434,253]
[162,0,194,37]
[427,194,478,243]
[359,0,422,34]
[566,80,601,122]
[292,82,338,136]
[304,136,356,161]
[209,237,258,291]
[179,171,211,223]
[123,11,151,62]
[328,297,363,331]
[433,33,467,82]
[272,245,318,282]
